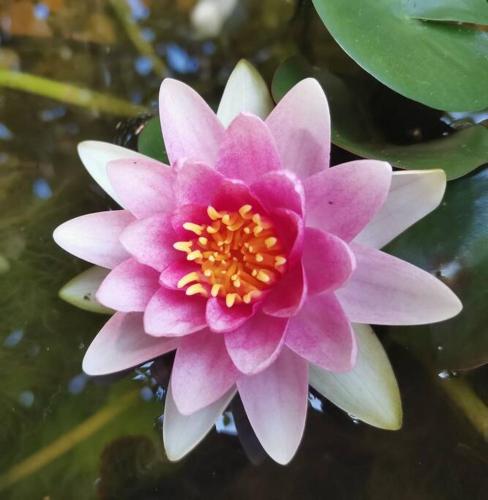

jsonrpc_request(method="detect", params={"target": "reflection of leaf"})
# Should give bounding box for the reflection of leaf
[403,0,488,25]
[311,0,488,111]
[137,117,168,163]
[385,169,488,371]
[272,56,488,180]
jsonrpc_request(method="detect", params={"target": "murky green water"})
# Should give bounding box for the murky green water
[0,1,487,499]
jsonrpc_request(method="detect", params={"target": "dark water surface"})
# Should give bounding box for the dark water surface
[0,1,487,499]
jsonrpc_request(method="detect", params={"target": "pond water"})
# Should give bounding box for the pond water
[0,1,487,499]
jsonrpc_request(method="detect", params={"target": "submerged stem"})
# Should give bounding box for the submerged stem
[0,390,138,491]
[0,70,148,117]
[438,377,488,441]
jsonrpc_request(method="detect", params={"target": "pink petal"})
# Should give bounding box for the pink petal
[336,244,463,325]
[266,78,330,179]
[159,78,225,165]
[302,227,356,294]
[144,287,207,337]
[53,210,134,269]
[215,113,281,184]
[82,312,178,376]
[96,258,160,312]
[211,178,263,213]
[120,213,179,271]
[107,158,175,219]
[286,293,357,372]
[171,329,238,414]
[304,160,392,242]
[237,347,308,465]
[224,312,288,375]
[271,208,304,267]
[262,263,307,318]
[355,170,447,249]
[163,382,236,461]
[206,298,254,333]
[159,261,198,289]
[171,204,209,238]
[174,160,224,206]
[250,170,304,215]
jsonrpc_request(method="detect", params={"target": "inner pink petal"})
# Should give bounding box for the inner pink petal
[286,292,357,372]
[302,227,356,294]
[215,113,281,185]
[250,170,305,216]
[206,297,254,333]
[224,311,288,375]
[171,329,238,415]
[120,213,180,272]
[144,287,207,337]
[96,258,160,312]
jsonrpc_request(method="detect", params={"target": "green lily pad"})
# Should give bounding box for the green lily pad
[385,168,488,371]
[404,0,488,24]
[272,56,488,180]
[137,116,168,163]
[311,0,488,111]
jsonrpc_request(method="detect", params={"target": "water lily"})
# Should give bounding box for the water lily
[53,60,462,465]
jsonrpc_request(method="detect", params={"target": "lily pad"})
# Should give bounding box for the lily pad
[272,56,488,180]
[385,168,488,371]
[137,116,168,163]
[404,0,488,25]
[311,0,488,111]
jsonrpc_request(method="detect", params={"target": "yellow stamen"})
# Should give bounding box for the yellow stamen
[172,205,285,307]
[187,250,203,261]
[186,283,208,297]
[275,256,287,267]
[177,272,200,288]
[256,270,271,283]
[265,237,277,249]
[183,222,204,235]
[225,293,237,308]
[173,241,192,253]
[207,206,221,220]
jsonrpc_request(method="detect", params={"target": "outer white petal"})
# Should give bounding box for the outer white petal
[163,382,236,461]
[77,141,147,205]
[354,169,446,249]
[309,324,402,430]
[59,266,113,314]
[217,59,274,127]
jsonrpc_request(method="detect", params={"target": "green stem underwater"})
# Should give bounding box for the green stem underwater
[0,70,149,117]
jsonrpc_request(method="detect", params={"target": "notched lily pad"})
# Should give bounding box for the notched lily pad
[311,0,488,111]
[272,56,488,180]
[403,0,488,25]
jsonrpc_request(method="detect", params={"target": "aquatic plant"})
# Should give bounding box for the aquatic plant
[53,61,462,464]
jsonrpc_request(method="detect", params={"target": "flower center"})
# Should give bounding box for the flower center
[173,204,287,307]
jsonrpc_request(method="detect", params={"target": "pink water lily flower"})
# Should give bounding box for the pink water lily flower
[54,60,462,465]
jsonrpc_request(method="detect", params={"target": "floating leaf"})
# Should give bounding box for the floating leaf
[272,56,488,180]
[385,169,488,370]
[311,0,488,111]
[137,117,168,163]
[404,0,488,25]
